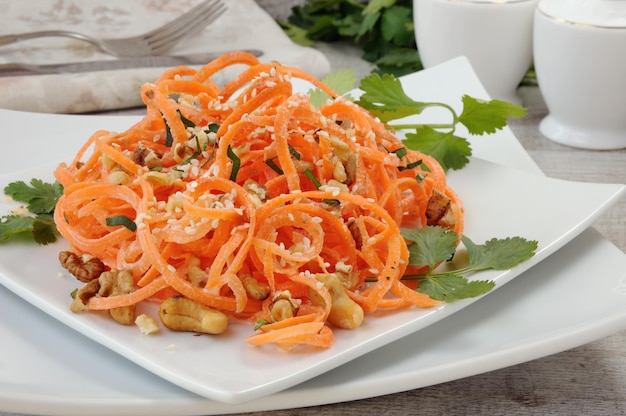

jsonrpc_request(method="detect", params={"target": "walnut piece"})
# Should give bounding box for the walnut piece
[132,142,162,168]
[98,270,136,325]
[69,269,136,325]
[59,251,105,283]
[425,189,457,230]
[159,296,228,335]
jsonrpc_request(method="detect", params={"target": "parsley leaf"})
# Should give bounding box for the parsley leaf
[459,95,528,135]
[309,68,358,108]
[398,226,537,302]
[2,179,62,245]
[0,215,36,240]
[462,235,538,271]
[356,72,428,122]
[404,127,472,172]
[356,72,527,171]
[417,274,496,303]
[4,179,63,214]
[401,226,457,272]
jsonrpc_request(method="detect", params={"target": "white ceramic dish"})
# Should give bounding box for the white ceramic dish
[1,58,625,413]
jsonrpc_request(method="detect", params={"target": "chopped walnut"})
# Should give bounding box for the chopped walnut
[59,251,105,283]
[346,218,363,250]
[173,141,197,163]
[186,256,207,287]
[132,143,162,168]
[98,270,136,325]
[69,269,136,326]
[135,314,160,335]
[426,189,457,230]
[269,290,301,322]
[159,296,228,334]
[70,279,100,313]
[242,179,268,209]
[241,274,270,300]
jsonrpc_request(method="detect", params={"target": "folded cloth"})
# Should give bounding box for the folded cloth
[0,0,331,114]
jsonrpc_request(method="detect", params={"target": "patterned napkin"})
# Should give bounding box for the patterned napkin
[0,0,331,113]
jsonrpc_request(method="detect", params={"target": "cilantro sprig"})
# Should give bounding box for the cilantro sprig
[356,73,528,171]
[1,179,63,244]
[396,226,538,302]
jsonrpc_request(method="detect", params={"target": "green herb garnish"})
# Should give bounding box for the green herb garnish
[1,179,63,244]
[356,73,527,171]
[105,215,137,232]
[392,226,537,302]
[280,0,421,76]
[227,145,241,182]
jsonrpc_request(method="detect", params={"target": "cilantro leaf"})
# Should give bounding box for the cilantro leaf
[0,214,58,245]
[0,215,35,240]
[4,179,63,214]
[462,235,538,271]
[356,73,428,122]
[404,127,472,172]
[459,95,527,135]
[417,274,495,302]
[380,6,414,46]
[32,214,59,245]
[278,21,314,46]
[308,68,358,108]
[397,226,537,303]
[401,226,458,271]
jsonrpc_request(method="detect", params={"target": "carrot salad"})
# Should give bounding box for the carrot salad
[53,51,464,350]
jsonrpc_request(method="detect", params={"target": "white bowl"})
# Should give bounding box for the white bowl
[534,0,626,150]
[414,0,537,104]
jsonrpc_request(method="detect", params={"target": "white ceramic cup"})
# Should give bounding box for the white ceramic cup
[414,0,537,104]
[534,0,626,150]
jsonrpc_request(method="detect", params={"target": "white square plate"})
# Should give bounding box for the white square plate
[0,58,624,405]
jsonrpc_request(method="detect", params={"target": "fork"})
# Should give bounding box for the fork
[0,0,226,57]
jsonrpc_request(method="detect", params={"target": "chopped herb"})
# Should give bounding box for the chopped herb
[391,146,408,159]
[164,118,174,147]
[288,144,302,160]
[105,215,137,232]
[177,110,195,128]
[397,159,423,171]
[303,168,322,189]
[254,319,270,331]
[206,122,219,133]
[265,158,284,175]
[227,146,241,182]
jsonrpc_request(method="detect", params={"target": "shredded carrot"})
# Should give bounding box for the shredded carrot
[53,50,464,351]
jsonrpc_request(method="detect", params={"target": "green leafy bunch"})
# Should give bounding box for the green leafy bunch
[279,0,421,76]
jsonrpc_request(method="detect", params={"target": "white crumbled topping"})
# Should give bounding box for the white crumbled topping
[10,205,30,217]
[135,314,160,335]
[335,261,353,273]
